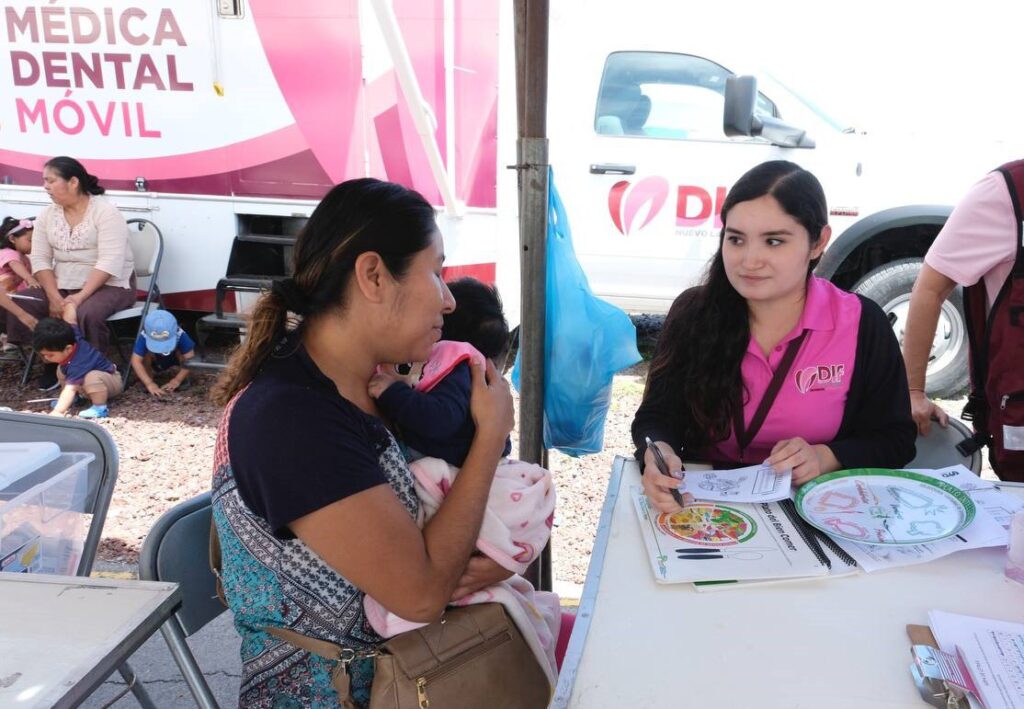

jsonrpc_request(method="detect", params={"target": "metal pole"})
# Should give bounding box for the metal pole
[514,0,551,591]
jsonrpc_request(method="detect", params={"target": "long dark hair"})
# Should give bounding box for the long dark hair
[45,156,105,195]
[647,160,828,449]
[0,217,25,250]
[212,178,437,405]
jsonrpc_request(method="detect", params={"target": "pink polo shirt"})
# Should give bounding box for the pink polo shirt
[707,276,861,463]
[926,172,1016,312]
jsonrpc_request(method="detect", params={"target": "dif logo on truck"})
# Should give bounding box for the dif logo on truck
[609,177,727,236]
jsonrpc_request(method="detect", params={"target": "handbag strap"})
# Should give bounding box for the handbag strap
[208,518,369,708]
[208,517,228,608]
[733,330,808,461]
[265,626,377,709]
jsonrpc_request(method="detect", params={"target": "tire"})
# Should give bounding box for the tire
[852,258,969,399]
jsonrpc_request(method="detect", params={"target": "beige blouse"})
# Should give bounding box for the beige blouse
[30,196,135,290]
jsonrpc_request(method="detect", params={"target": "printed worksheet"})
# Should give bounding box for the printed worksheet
[930,610,1024,709]
[678,463,792,503]
[631,486,829,584]
[830,467,1020,572]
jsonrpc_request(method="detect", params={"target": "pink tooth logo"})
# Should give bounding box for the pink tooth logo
[608,176,670,235]
[795,364,846,394]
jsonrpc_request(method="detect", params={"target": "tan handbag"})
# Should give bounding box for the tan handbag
[268,603,551,709]
[212,521,551,709]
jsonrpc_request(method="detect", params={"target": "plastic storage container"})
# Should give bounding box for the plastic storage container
[0,452,94,575]
[0,441,60,489]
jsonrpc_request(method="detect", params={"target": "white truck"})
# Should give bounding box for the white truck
[0,0,994,395]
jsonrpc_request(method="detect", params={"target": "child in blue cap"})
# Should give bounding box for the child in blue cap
[130,310,195,397]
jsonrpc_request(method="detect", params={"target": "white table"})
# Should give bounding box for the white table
[0,573,180,708]
[552,458,1024,708]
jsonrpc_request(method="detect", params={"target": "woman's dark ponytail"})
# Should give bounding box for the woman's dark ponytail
[211,179,437,406]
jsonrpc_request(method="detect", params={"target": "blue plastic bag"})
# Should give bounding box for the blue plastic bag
[512,170,641,456]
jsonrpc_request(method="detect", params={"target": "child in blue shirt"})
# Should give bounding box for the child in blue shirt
[369,277,512,464]
[130,310,195,397]
[33,302,121,419]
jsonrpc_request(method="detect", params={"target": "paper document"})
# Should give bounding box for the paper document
[631,486,829,584]
[678,463,791,503]
[930,610,1024,709]
[830,466,1018,573]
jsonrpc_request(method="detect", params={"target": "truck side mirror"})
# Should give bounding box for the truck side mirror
[723,75,816,149]
[724,75,760,138]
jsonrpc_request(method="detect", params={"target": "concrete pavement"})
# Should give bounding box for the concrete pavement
[80,611,240,708]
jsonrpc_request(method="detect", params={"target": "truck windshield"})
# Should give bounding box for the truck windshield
[595,51,778,140]
[763,74,852,133]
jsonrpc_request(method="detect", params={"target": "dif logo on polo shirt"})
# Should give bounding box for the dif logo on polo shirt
[794,364,846,394]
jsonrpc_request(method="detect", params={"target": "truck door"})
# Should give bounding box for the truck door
[553,51,790,314]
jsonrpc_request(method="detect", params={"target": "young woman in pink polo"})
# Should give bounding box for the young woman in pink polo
[633,160,915,513]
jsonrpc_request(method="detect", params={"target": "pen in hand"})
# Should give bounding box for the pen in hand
[645,436,686,508]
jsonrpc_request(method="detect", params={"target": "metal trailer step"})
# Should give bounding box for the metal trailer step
[186,357,229,371]
[218,275,282,292]
[235,233,298,246]
[198,313,246,330]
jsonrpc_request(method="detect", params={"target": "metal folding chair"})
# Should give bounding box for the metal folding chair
[0,341,32,386]
[0,410,159,707]
[107,218,165,385]
[139,492,224,709]
[908,416,983,474]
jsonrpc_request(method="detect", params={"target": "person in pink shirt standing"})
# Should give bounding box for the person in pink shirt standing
[903,163,1024,480]
[632,160,915,512]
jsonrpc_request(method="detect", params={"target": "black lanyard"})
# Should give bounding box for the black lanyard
[733,330,808,462]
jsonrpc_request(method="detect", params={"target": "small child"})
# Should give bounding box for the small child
[33,302,122,419]
[0,217,38,293]
[0,218,40,348]
[130,310,195,397]
[369,277,513,463]
[364,279,563,685]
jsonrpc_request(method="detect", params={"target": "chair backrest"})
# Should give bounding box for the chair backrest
[126,218,164,280]
[0,411,118,576]
[908,416,982,473]
[139,492,225,636]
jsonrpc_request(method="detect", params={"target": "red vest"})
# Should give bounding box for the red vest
[960,160,1024,481]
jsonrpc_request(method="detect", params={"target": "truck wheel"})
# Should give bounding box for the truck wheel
[851,258,968,399]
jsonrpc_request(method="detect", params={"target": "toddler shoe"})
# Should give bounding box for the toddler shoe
[79,404,109,419]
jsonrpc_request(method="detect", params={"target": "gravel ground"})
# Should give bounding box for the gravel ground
[0,350,976,588]
[0,349,644,586]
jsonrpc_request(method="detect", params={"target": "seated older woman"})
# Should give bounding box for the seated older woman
[6,156,135,388]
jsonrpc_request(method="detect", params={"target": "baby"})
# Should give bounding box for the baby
[369,277,512,463]
[365,279,560,686]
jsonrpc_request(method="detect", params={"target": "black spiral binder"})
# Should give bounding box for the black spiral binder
[809,525,859,568]
[778,499,832,570]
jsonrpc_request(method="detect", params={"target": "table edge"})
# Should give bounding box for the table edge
[549,455,627,708]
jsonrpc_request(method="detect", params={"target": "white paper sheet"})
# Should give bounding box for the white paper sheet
[930,610,1024,709]
[678,463,792,503]
[828,467,1020,573]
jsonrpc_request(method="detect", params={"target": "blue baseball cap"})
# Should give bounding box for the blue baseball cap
[143,310,180,355]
